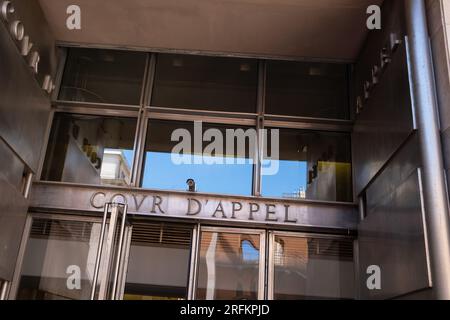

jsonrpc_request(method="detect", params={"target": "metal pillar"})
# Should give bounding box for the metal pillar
[0,280,9,300]
[405,0,450,299]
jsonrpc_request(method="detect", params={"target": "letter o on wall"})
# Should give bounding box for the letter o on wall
[111,193,127,205]
[10,20,24,41]
[1,1,15,22]
[90,192,106,209]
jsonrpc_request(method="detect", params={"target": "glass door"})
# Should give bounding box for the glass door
[14,215,104,300]
[120,220,194,300]
[267,232,355,300]
[194,227,266,300]
[13,203,131,300]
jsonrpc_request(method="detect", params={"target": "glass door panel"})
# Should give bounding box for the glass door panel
[122,221,193,300]
[16,217,102,300]
[268,232,355,300]
[195,228,265,300]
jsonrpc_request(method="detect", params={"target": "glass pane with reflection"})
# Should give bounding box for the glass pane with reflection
[196,231,261,300]
[266,61,349,119]
[142,120,254,196]
[151,53,258,113]
[41,113,136,187]
[272,235,354,300]
[16,218,102,300]
[59,48,147,105]
[123,222,192,300]
[261,129,352,202]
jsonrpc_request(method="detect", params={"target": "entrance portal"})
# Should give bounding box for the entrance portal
[11,211,355,300]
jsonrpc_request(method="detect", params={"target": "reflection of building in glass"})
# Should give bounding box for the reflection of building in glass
[100,149,132,186]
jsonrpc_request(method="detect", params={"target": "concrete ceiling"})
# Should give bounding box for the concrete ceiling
[38,0,383,61]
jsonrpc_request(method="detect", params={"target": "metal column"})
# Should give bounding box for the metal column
[405,0,450,299]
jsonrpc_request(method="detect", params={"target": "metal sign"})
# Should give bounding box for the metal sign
[30,182,357,230]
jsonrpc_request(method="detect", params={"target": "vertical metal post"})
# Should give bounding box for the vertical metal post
[405,0,450,299]
[187,224,198,300]
[90,203,110,300]
[111,204,128,299]
[253,60,266,197]
[98,204,120,299]
[0,280,9,300]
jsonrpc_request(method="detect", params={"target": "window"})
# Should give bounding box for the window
[262,129,352,202]
[271,235,354,300]
[142,120,254,196]
[151,54,258,113]
[265,61,349,119]
[59,48,147,105]
[41,113,137,186]
[51,47,353,202]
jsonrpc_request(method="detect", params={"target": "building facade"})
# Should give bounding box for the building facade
[1,0,450,300]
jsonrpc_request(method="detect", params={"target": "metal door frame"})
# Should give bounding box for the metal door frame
[90,203,130,300]
[192,226,266,300]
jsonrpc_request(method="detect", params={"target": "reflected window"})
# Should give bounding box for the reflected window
[123,222,192,300]
[241,240,259,263]
[272,235,354,300]
[59,48,147,105]
[266,61,350,119]
[142,120,254,196]
[16,218,102,300]
[196,231,262,300]
[151,54,258,113]
[262,129,352,202]
[41,113,137,186]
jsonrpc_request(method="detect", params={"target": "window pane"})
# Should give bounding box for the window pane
[142,120,254,196]
[196,231,261,300]
[59,48,146,105]
[266,61,349,119]
[262,129,352,202]
[123,222,192,300]
[151,54,258,113]
[16,219,101,300]
[273,235,354,300]
[41,113,137,186]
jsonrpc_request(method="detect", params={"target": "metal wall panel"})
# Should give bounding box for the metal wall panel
[354,0,430,300]
[0,140,29,280]
[0,139,25,192]
[359,136,430,299]
[0,0,56,173]
[352,0,415,195]
[0,0,56,281]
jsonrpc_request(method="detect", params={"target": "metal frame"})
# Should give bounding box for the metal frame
[187,223,200,300]
[193,226,266,300]
[0,280,9,300]
[56,41,355,64]
[266,230,354,300]
[93,203,129,300]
